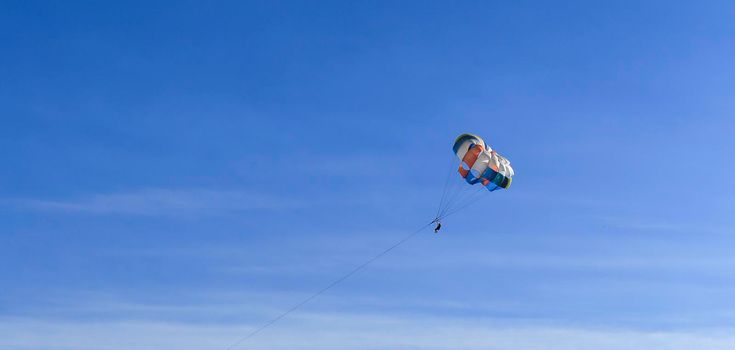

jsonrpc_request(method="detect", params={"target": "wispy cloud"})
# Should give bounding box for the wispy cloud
[597,216,730,235]
[106,234,735,275]
[3,314,735,350]
[7,288,735,350]
[378,251,735,272]
[234,153,407,179]
[9,188,303,216]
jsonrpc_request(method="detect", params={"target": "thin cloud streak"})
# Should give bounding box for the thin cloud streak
[105,238,735,274]
[8,188,304,216]
[3,315,735,350]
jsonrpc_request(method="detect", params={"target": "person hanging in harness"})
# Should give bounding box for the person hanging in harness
[434,220,442,233]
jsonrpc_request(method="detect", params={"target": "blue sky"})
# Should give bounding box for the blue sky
[2,1,735,349]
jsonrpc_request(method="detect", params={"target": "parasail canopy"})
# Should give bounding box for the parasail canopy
[452,133,514,191]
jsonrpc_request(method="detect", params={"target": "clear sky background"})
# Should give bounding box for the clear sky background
[2,1,735,349]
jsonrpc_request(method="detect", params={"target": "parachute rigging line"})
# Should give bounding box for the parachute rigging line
[443,185,481,217]
[437,178,459,217]
[440,187,486,219]
[437,178,480,219]
[435,155,458,220]
[438,186,484,220]
[436,170,467,218]
[226,221,435,350]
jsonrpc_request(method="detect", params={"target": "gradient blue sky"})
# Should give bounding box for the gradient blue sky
[3,1,735,349]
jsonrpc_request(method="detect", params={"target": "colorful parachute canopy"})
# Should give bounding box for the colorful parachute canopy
[453,133,514,191]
